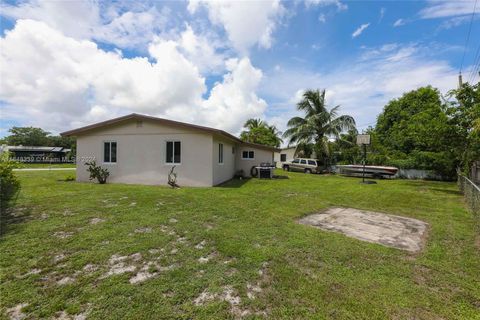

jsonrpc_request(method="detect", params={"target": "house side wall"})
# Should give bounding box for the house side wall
[212,136,236,185]
[274,148,297,168]
[76,119,213,187]
[235,146,274,177]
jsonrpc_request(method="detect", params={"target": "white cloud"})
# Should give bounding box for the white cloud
[96,6,170,49]
[176,24,226,73]
[0,19,265,134]
[261,43,463,134]
[318,14,327,23]
[0,0,169,49]
[379,8,386,23]
[352,23,370,38]
[0,0,100,39]
[304,0,348,11]
[419,0,476,19]
[198,58,267,133]
[187,0,285,54]
[393,19,405,27]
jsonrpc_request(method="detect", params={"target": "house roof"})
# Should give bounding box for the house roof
[5,146,70,153]
[280,146,297,151]
[60,113,280,152]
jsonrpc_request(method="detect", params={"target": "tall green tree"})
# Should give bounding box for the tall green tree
[331,129,361,164]
[283,89,356,161]
[447,81,480,173]
[374,86,458,176]
[240,119,283,147]
[5,127,51,146]
[2,127,76,154]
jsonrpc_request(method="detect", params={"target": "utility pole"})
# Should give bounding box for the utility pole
[458,72,463,89]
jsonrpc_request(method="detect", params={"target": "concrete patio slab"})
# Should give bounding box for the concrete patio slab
[298,207,428,252]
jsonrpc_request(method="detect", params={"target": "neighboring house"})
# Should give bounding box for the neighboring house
[274,147,297,168]
[274,146,317,168]
[61,114,279,187]
[0,145,71,163]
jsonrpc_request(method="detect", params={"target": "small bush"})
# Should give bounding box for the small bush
[0,152,21,234]
[85,161,109,184]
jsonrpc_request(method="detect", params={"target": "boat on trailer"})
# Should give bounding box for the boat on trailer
[337,165,399,178]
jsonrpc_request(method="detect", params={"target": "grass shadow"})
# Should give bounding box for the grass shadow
[429,188,462,196]
[0,204,31,238]
[273,175,289,179]
[216,177,251,188]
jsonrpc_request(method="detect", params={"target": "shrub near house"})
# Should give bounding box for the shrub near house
[0,152,21,234]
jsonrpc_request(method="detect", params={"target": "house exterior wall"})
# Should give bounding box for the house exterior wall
[235,145,274,177]
[212,136,236,185]
[76,119,214,187]
[274,147,297,168]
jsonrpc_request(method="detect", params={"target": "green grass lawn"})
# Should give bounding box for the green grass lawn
[1,171,479,319]
[16,163,76,169]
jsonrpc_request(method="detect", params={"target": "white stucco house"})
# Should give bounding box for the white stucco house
[61,114,279,187]
[274,147,297,168]
[274,146,317,168]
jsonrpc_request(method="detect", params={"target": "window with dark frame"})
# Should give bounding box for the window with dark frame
[280,154,287,162]
[242,150,255,159]
[103,141,117,163]
[219,143,224,164]
[166,141,181,164]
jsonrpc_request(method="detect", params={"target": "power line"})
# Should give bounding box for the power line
[469,41,480,83]
[468,43,480,83]
[469,50,480,83]
[460,0,478,74]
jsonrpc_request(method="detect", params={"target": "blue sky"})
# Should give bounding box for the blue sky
[0,0,479,141]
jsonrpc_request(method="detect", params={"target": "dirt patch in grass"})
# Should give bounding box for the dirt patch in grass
[198,251,218,264]
[193,285,261,319]
[53,253,66,263]
[57,276,75,286]
[6,303,28,320]
[195,240,207,249]
[298,207,428,252]
[82,264,99,273]
[134,227,152,234]
[99,252,178,284]
[53,305,90,320]
[129,262,177,284]
[204,223,215,230]
[89,218,105,225]
[21,268,41,277]
[100,254,139,279]
[53,231,74,239]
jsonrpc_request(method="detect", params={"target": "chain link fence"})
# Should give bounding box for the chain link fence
[458,174,480,218]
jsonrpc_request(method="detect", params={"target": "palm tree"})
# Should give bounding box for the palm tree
[283,89,356,159]
[240,118,283,147]
[243,118,266,130]
[266,124,283,147]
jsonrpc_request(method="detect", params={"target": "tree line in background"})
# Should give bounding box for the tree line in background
[242,82,479,179]
[1,80,478,179]
[0,127,76,152]
[365,82,479,179]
